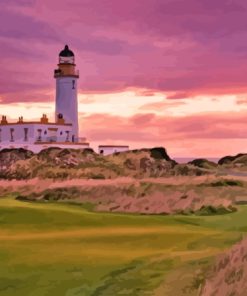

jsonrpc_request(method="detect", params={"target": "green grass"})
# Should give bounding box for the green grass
[0,197,247,295]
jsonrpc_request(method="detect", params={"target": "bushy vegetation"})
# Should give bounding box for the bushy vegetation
[198,179,244,187]
[194,205,237,216]
[14,178,243,216]
[188,158,218,169]
[0,147,216,180]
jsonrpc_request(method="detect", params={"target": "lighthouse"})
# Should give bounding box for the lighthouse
[0,44,130,155]
[54,45,79,142]
[0,44,90,152]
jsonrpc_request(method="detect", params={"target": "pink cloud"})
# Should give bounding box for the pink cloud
[82,111,247,141]
[166,93,191,100]
[2,0,247,102]
[236,97,247,105]
[139,100,186,111]
[80,111,247,156]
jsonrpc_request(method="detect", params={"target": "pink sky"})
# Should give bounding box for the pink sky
[1,0,247,157]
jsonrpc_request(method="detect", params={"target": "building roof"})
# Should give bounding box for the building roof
[59,45,74,57]
[34,142,89,145]
[0,122,72,126]
[98,145,129,148]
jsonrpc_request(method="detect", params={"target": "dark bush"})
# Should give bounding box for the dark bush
[210,180,243,187]
[150,147,171,161]
[218,153,245,165]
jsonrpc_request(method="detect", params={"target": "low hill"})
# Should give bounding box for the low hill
[0,148,34,168]
[0,147,215,180]
[188,158,218,170]
[3,147,247,180]
[218,153,247,166]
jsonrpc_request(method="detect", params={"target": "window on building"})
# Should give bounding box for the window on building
[100,150,104,154]
[24,128,28,141]
[65,130,70,142]
[60,131,63,135]
[44,130,47,135]
[10,128,14,142]
[37,129,42,141]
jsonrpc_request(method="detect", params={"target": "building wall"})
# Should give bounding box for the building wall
[0,123,73,144]
[0,124,35,144]
[55,76,79,140]
[0,123,89,153]
[98,146,129,155]
[34,124,73,143]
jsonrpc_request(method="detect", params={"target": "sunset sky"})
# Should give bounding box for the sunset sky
[1,0,247,158]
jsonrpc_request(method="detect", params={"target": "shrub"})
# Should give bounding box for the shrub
[210,179,243,187]
[195,205,236,216]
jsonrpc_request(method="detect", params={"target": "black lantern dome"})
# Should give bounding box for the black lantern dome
[59,45,74,57]
[58,45,75,64]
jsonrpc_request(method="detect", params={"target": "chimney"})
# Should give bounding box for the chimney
[40,114,48,124]
[17,116,23,123]
[1,115,8,124]
[57,113,65,124]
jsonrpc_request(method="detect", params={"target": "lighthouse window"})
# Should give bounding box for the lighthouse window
[72,80,75,89]
[44,130,47,135]
[60,131,63,135]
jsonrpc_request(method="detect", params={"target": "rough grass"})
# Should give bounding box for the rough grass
[0,197,247,295]
[15,178,242,215]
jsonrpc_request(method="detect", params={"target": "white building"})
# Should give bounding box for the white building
[98,145,129,156]
[0,45,89,153]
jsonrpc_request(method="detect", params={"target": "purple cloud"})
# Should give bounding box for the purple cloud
[1,0,247,100]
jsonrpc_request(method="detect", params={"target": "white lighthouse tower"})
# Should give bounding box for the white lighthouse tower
[54,45,79,142]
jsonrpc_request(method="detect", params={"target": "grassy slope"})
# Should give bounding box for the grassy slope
[0,197,246,296]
